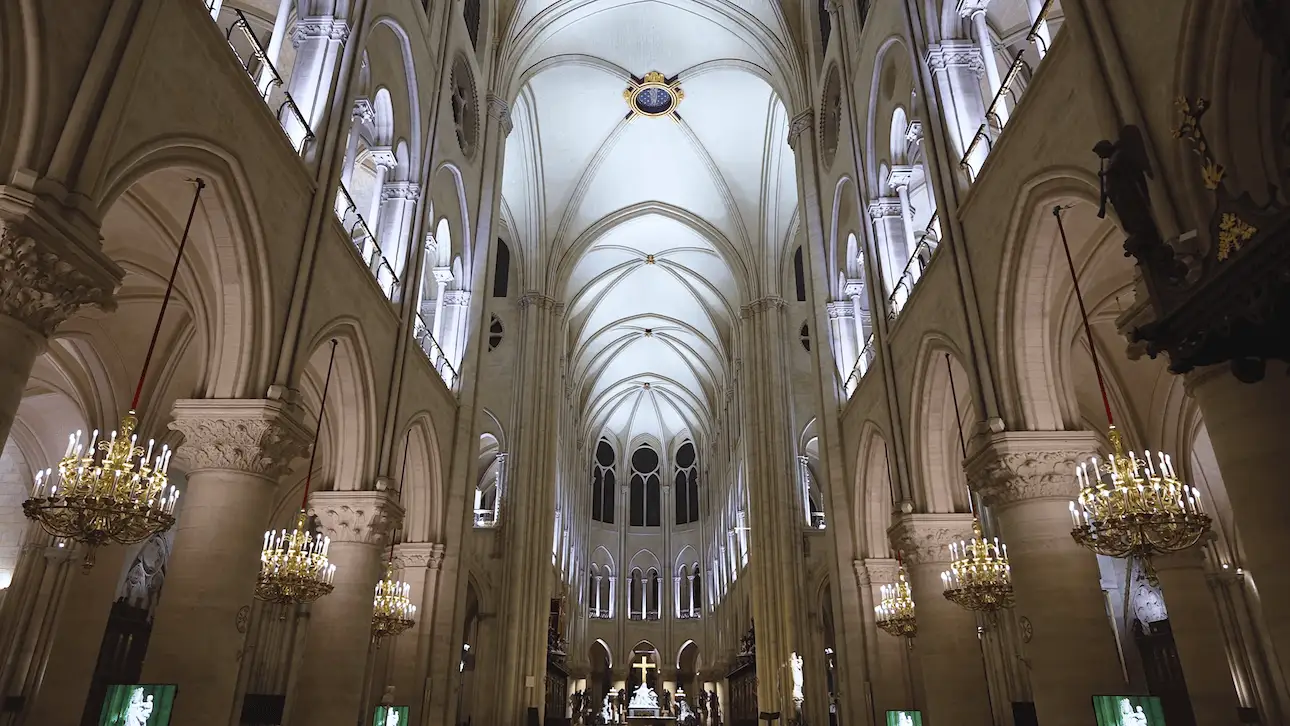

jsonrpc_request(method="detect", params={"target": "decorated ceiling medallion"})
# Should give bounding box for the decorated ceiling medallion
[624,71,684,119]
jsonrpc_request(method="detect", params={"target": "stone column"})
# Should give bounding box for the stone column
[257,0,296,94]
[287,16,350,138]
[142,399,310,726]
[889,513,993,726]
[382,542,444,726]
[867,198,908,301]
[0,218,117,448]
[924,41,988,176]
[1154,548,1242,724]
[858,559,914,719]
[1186,362,1290,691]
[291,489,403,726]
[959,0,1008,125]
[966,431,1123,726]
[24,544,125,725]
[738,293,813,720]
[887,166,919,260]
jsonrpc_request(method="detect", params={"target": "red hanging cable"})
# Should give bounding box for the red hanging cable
[1053,205,1115,429]
[300,339,339,511]
[131,178,206,411]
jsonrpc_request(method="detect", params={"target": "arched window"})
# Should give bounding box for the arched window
[692,567,702,613]
[648,569,660,619]
[794,246,807,301]
[493,239,510,297]
[674,441,699,525]
[588,565,599,615]
[818,0,831,48]
[630,445,660,527]
[629,569,643,620]
[678,565,691,614]
[464,0,481,48]
[592,439,616,523]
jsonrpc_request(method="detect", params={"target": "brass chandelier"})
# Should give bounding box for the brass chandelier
[372,433,416,644]
[875,560,917,638]
[939,354,1015,613]
[941,519,1015,612]
[1052,205,1211,580]
[255,339,339,606]
[23,179,207,570]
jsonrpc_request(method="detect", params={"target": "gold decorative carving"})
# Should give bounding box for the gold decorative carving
[1216,212,1257,261]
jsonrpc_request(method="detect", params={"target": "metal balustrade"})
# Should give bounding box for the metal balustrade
[843,333,877,398]
[221,9,315,153]
[334,184,401,301]
[414,312,459,390]
[886,213,941,321]
[958,2,1060,180]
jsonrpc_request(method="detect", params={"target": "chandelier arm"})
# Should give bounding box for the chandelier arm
[131,178,207,411]
[301,339,340,510]
[1053,204,1115,429]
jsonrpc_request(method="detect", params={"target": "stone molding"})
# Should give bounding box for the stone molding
[740,296,786,318]
[887,513,975,566]
[925,41,985,77]
[168,399,311,480]
[293,16,350,46]
[393,541,446,570]
[381,181,421,202]
[787,109,814,150]
[842,278,865,298]
[825,301,853,319]
[867,198,903,219]
[307,489,405,545]
[518,291,563,313]
[443,289,471,306]
[886,165,915,191]
[366,146,397,168]
[352,98,376,125]
[860,557,899,586]
[0,223,116,336]
[486,94,513,136]
[964,430,1101,508]
[432,266,454,285]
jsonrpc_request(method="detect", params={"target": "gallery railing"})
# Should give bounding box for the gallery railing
[843,333,877,398]
[413,312,459,390]
[221,9,315,153]
[334,184,400,301]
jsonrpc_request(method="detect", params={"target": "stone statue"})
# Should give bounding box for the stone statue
[119,533,171,616]
[1118,699,1148,726]
[380,685,396,706]
[381,706,403,726]
[124,688,154,726]
[629,682,660,711]
[789,652,805,703]
[678,697,696,725]
[662,688,672,713]
[602,694,615,724]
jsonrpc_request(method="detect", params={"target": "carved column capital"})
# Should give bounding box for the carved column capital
[394,541,446,570]
[307,489,405,546]
[867,197,903,219]
[887,513,975,566]
[925,41,985,78]
[861,557,899,586]
[168,399,312,481]
[487,94,513,136]
[964,430,1101,508]
[787,109,814,151]
[739,296,786,318]
[0,220,117,336]
[292,16,351,47]
[886,165,916,192]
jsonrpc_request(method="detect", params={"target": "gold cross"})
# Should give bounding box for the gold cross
[632,655,656,682]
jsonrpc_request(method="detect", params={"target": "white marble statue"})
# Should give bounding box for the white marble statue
[124,688,154,726]
[603,694,616,724]
[381,706,403,726]
[1118,698,1148,726]
[678,698,695,722]
[789,652,804,703]
[897,713,914,726]
[629,682,660,711]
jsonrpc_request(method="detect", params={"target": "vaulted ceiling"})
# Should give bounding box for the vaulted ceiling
[499,0,802,444]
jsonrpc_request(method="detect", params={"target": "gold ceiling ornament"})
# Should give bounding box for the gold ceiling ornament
[941,518,1015,613]
[875,559,917,638]
[22,179,207,570]
[624,71,684,120]
[371,562,417,644]
[255,339,340,607]
[1069,425,1211,583]
[1217,212,1258,261]
[1173,97,1225,190]
[1052,205,1211,584]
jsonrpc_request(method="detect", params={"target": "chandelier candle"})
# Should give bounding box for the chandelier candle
[941,520,1015,612]
[875,562,918,637]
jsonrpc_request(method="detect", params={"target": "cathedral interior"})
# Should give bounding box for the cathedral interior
[0,1,1288,726]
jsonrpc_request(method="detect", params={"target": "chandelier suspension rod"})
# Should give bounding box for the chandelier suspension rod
[131,178,206,411]
[300,339,339,511]
[389,428,411,565]
[1053,204,1115,429]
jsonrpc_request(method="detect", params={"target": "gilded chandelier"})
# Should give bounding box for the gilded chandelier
[875,564,917,638]
[1069,426,1210,566]
[22,180,206,570]
[372,564,417,643]
[255,339,339,606]
[941,519,1014,612]
[24,413,178,569]
[256,510,336,605]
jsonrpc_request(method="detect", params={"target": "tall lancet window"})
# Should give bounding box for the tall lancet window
[629,568,643,620]
[674,441,700,525]
[592,438,616,523]
[648,568,661,620]
[629,445,661,527]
